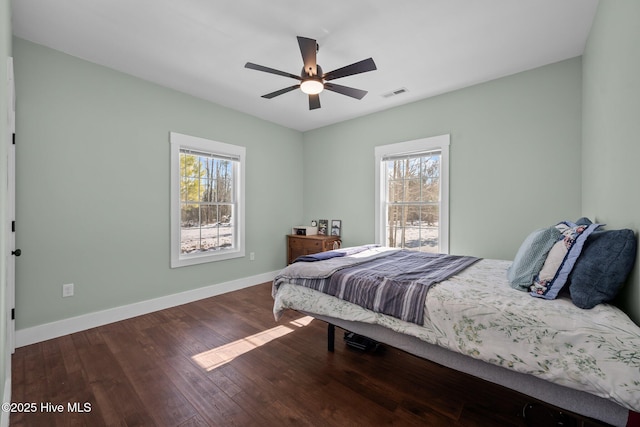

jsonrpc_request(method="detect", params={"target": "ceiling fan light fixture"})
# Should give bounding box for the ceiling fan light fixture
[300,79,324,95]
[246,36,376,109]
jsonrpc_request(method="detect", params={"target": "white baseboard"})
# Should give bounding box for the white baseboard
[15,270,280,348]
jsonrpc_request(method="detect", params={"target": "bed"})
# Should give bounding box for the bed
[272,225,640,427]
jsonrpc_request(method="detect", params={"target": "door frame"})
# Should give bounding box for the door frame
[5,55,16,381]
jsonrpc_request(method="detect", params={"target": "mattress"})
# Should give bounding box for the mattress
[273,251,640,413]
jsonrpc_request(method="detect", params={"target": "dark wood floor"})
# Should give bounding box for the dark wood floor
[11,282,611,426]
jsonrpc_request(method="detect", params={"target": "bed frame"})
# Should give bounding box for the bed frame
[307,313,635,427]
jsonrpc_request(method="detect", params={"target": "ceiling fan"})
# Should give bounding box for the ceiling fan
[245,36,377,110]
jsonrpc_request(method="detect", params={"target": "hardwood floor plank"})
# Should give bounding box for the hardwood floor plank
[71,331,155,426]
[159,355,256,427]
[117,353,198,426]
[11,282,613,426]
[99,326,200,425]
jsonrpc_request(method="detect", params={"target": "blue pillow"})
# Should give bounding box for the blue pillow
[507,227,562,291]
[530,222,601,300]
[575,217,593,226]
[569,229,637,309]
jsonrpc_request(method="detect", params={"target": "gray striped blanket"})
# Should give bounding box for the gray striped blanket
[276,249,480,325]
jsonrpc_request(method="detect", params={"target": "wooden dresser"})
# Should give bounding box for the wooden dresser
[287,234,341,264]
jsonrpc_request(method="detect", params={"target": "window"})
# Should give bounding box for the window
[170,132,245,267]
[375,135,450,253]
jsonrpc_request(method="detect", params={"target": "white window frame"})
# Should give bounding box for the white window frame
[170,132,245,268]
[374,134,450,254]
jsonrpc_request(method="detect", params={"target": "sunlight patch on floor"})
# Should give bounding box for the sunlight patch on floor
[192,316,314,371]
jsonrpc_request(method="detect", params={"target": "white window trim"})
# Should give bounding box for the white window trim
[170,132,246,268]
[374,134,450,254]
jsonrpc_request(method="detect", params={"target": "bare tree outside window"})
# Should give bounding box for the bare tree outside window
[179,151,236,254]
[385,151,441,252]
[375,135,449,254]
[171,132,245,268]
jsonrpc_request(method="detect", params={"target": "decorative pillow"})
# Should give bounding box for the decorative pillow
[569,229,637,309]
[507,227,562,291]
[530,222,601,299]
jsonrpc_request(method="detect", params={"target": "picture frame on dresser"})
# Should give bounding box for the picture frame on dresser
[331,220,341,236]
[318,219,328,235]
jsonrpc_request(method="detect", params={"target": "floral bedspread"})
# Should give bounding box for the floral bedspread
[273,254,640,412]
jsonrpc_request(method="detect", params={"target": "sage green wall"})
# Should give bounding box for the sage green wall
[1,0,12,408]
[303,58,583,259]
[13,2,639,335]
[582,0,640,324]
[13,38,303,329]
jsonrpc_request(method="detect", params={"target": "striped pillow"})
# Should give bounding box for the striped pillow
[530,222,601,299]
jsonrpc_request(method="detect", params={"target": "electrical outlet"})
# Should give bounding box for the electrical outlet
[62,283,74,297]
[249,252,255,261]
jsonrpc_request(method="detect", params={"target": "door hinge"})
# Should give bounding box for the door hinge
[12,221,15,233]
[12,133,15,145]
[11,308,15,320]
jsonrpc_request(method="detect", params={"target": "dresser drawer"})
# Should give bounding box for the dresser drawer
[287,235,341,264]
[289,238,322,251]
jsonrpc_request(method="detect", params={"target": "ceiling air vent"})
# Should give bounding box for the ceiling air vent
[382,87,408,98]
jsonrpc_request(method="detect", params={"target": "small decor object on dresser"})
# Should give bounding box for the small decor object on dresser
[311,220,317,227]
[331,220,342,236]
[292,226,318,236]
[318,220,328,235]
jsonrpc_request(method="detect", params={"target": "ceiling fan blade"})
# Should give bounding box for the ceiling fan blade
[323,57,377,82]
[309,94,321,110]
[297,36,318,77]
[324,83,368,100]
[261,85,300,99]
[245,62,301,80]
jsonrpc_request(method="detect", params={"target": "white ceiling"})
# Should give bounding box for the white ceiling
[11,0,599,132]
